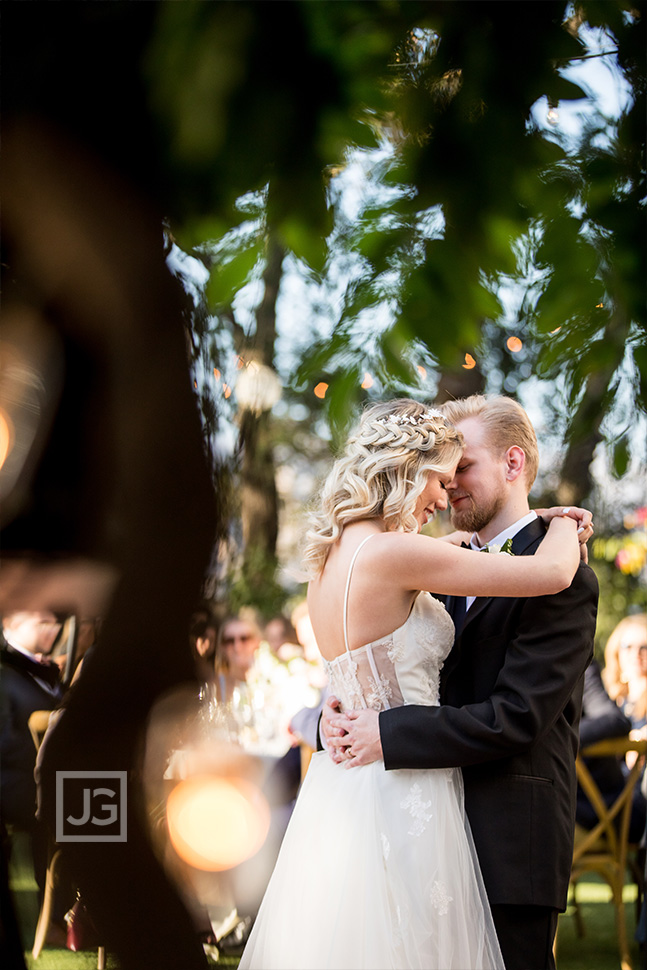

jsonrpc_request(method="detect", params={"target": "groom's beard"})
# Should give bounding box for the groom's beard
[449,492,506,535]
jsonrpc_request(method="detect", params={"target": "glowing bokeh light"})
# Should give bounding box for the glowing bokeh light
[236,362,282,412]
[167,775,270,871]
[506,336,523,353]
[0,409,13,470]
[462,353,476,370]
[314,382,328,399]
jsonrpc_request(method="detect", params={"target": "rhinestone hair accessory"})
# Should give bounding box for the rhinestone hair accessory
[374,409,445,428]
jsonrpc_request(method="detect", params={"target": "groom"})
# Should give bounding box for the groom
[322,394,599,970]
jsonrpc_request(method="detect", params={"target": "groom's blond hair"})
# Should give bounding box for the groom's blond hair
[439,395,539,490]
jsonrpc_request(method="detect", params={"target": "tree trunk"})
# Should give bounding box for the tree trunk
[556,370,610,506]
[435,364,486,405]
[238,234,284,597]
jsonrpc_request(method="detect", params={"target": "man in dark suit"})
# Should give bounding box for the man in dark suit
[323,395,599,970]
[0,610,63,892]
[578,658,646,842]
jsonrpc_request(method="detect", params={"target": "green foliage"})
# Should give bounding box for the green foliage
[147,1,420,247]
[149,1,645,596]
[226,545,290,620]
[591,507,647,658]
[590,557,647,661]
[206,244,262,308]
[150,1,645,469]
[613,435,631,477]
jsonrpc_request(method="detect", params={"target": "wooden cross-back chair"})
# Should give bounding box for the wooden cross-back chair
[28,709,106,970]
[299,742,315,782]
[569,737,647,970]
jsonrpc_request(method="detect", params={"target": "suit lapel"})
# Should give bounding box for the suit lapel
[460,517,547,633]
[461,594,491,631]
[441,517,548,696]
[510,515,546,555]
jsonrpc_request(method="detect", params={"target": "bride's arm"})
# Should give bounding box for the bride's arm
[378,516,581,600]
[438,530,472,546]
[437,506,593,556]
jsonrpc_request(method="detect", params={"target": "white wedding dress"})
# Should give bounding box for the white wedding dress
[239,536,504,969]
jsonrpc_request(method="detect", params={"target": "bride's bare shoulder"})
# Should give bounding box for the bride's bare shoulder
[349,532,452,582]
[313,529,446,590]
[365,531,443,555]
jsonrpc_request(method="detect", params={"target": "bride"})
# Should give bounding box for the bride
[239,399,587,970]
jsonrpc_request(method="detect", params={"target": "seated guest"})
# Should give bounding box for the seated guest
[263,614,300,662]
[578,658,646,843]
[214,611,261,704]
[603,612,647,736]
[0,610,63,894]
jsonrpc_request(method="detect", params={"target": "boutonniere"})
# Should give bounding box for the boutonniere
[484,537,515,556]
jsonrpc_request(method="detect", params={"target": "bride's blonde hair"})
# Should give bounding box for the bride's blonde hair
[303,399,463,577]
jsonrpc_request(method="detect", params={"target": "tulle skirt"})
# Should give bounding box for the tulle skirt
[239,751,503,969]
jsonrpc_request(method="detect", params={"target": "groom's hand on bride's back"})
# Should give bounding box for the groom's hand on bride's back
[322,700,383,768]
[321,695,350,764]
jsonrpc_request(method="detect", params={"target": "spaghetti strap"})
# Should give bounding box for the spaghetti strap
[343,534,376,657]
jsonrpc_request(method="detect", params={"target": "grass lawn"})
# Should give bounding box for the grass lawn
[556,876,644,970]
[9,831,644,969]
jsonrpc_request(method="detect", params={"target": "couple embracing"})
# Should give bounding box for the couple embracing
[240,395,599,970]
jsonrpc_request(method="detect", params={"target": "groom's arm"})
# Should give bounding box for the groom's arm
[379,564,599,770]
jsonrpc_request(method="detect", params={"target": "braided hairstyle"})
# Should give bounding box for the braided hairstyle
[303,399,464,577]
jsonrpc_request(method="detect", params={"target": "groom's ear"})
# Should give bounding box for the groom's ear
[504,446,526,483]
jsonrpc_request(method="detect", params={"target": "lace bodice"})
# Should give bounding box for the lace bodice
[322,536,455,713]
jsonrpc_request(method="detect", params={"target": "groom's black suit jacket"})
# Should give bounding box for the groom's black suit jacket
[380,517,599,911]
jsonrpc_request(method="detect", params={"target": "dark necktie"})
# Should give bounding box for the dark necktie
[451,541,472,634]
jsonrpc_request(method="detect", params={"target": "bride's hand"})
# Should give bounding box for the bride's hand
[535,506,594,563]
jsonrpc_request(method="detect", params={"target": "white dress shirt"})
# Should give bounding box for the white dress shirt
[466,510,538,611]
